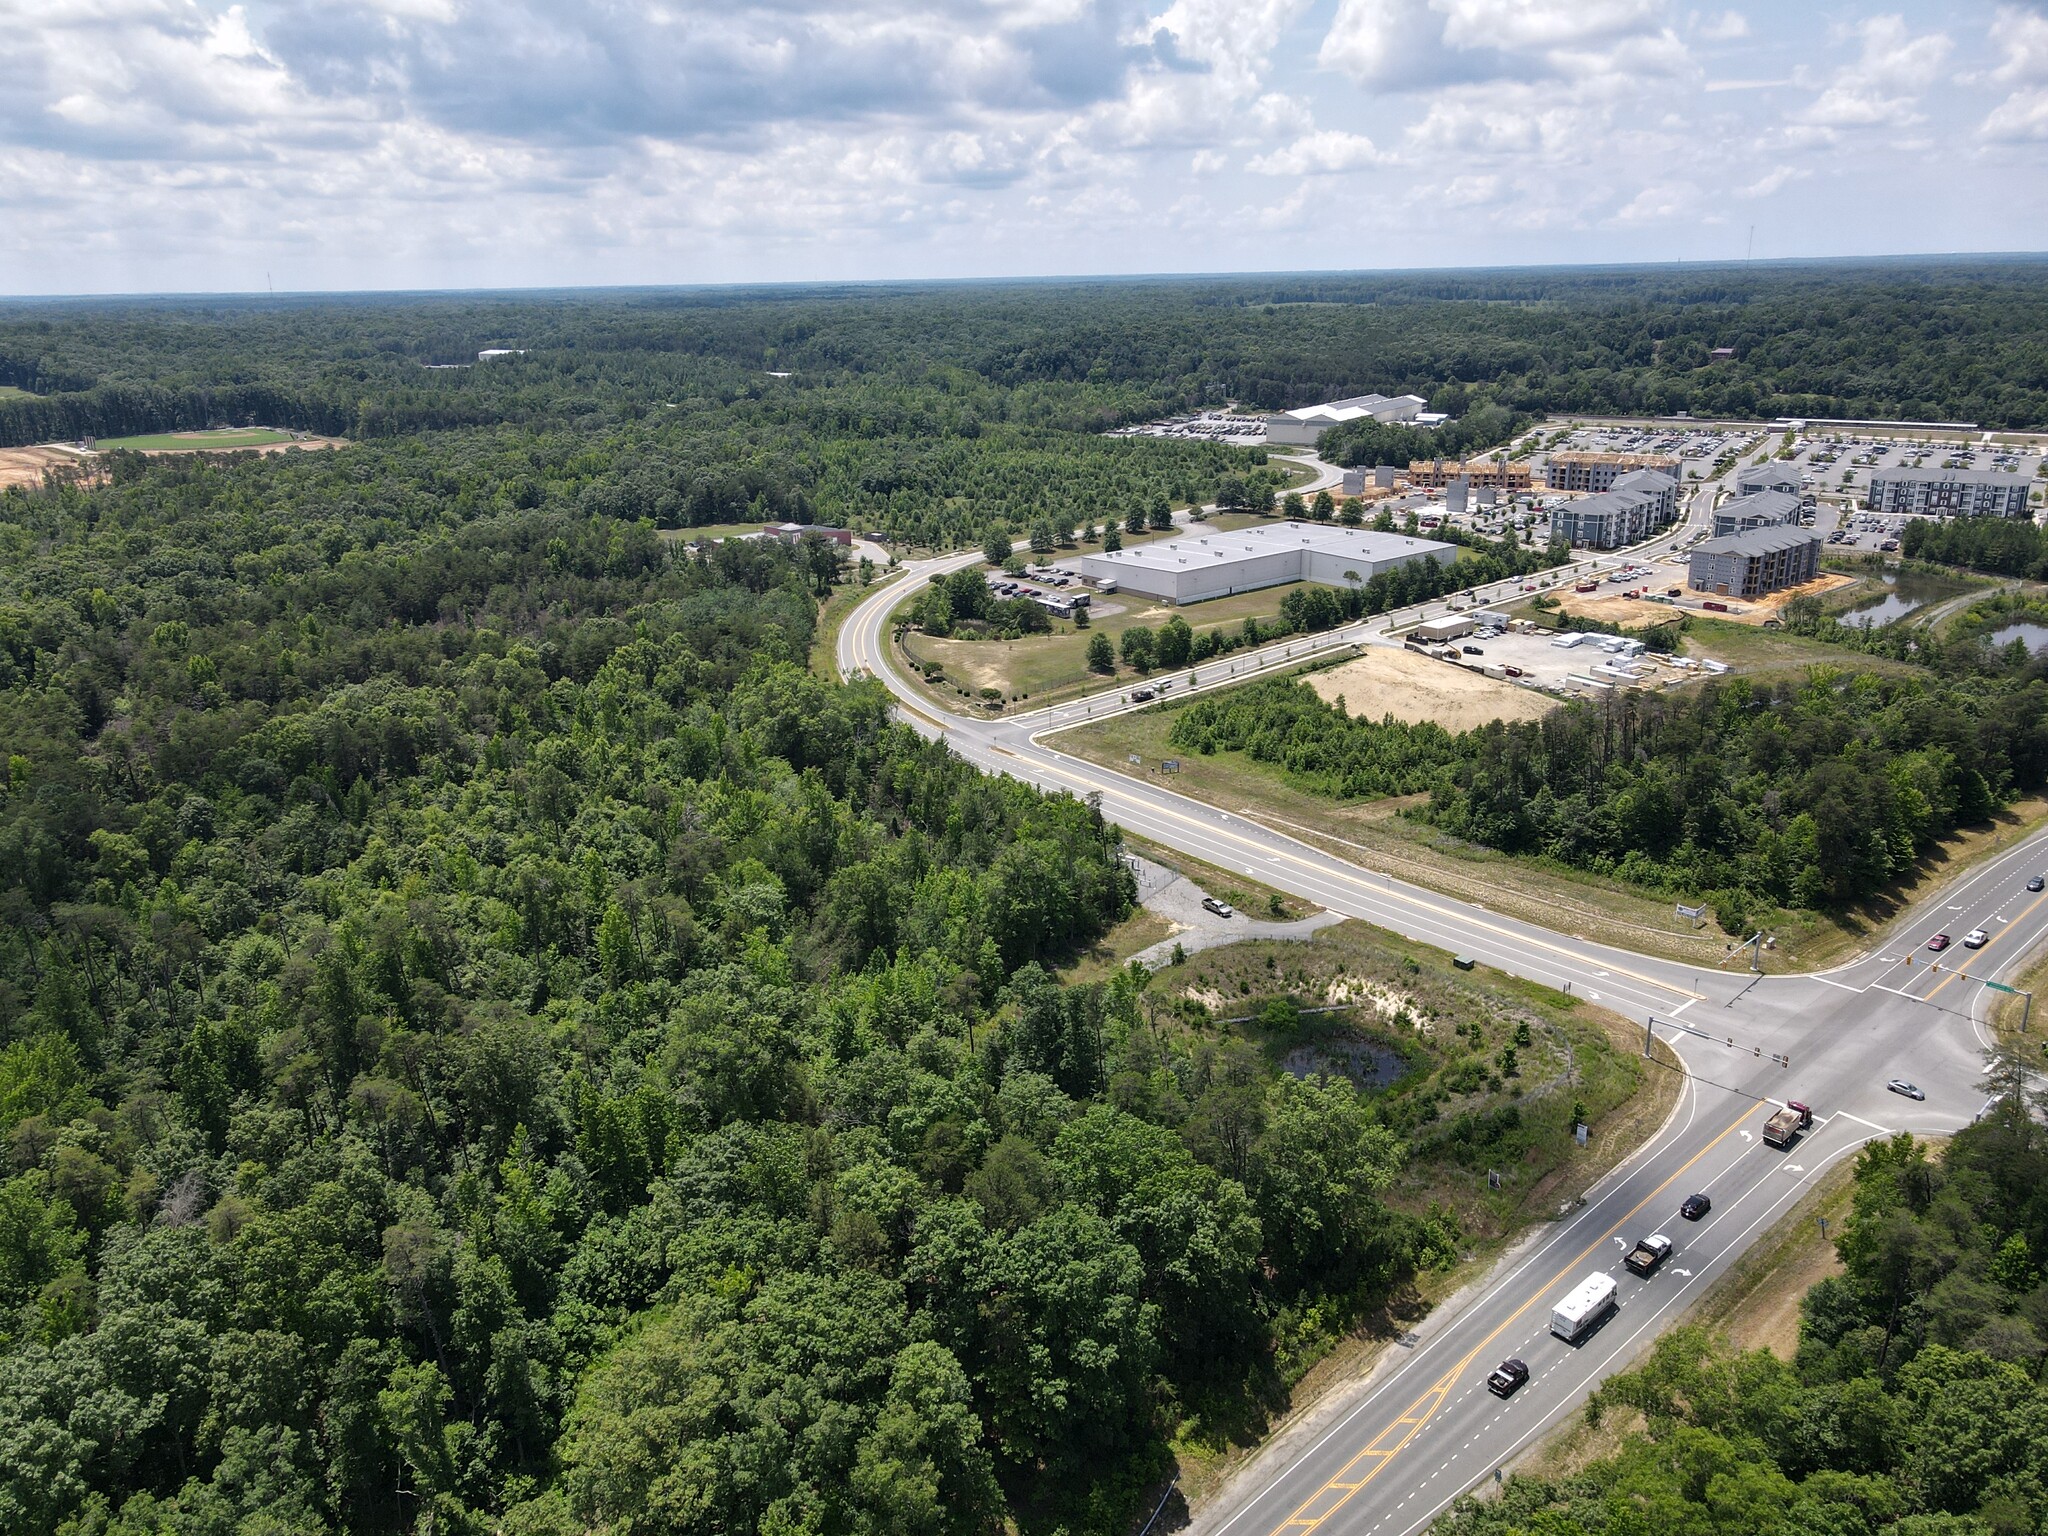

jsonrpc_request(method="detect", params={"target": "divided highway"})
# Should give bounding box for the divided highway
[832,475,2047,1536]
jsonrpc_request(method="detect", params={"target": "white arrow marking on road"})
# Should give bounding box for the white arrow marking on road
[1740,1130,1754,1142]
[1785,1164,1805,1173]
[1672,1268,1693,1277]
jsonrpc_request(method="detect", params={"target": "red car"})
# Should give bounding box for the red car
[1927,933,1952,952]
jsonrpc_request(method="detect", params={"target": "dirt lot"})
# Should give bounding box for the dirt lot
[1552,570,1857,629]
[1304,644,1556,730]
[0,445,101,491]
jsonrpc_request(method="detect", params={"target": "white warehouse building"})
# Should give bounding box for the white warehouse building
[1262,393,1429,446]
[1074,521,1455,604]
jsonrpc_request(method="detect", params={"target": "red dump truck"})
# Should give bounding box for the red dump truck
[1762,1100,1812,1149]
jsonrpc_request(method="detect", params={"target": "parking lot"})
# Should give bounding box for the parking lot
[1773,431,2045,548]
[1542,424,1766,469]
[1106,410,1267,445]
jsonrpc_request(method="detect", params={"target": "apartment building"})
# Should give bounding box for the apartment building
[1712,489,1801,537]
[1866,468,2031,517]
[1405,457,1534,492]
[1688,527,1821,597]
[1545,450,1682,494]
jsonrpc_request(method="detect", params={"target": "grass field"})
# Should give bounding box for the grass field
[898,580,1298,712]
[0,386,35,401]
[98,427,301,452]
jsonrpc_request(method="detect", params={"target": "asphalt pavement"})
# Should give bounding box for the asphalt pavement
[831,446,2046,1536]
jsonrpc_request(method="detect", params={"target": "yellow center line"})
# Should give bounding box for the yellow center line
[1264,1098,1763,1536]
[1924,888,2048,1001]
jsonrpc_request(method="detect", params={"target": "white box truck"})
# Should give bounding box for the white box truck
[1551,1273,1618,1344]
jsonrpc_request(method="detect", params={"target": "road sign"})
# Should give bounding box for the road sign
[1987,981,2020,994]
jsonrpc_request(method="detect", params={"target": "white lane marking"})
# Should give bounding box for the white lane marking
[1809,974,1863,992]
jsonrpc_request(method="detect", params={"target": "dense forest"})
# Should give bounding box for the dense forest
[1435,1092,2048,1536]
[1902,514,2048,579]
[0,434,1477,1535]
[4,260,2047,460]
[1168,657,2048,926]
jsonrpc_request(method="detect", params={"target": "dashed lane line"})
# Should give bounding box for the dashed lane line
[1258,1100,1761,1536]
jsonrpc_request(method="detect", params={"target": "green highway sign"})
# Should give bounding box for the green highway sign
[1986,981,2020,994]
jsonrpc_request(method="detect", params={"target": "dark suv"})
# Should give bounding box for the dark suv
[1487,1358,1530,1397]
[1679,1193,1711,1221]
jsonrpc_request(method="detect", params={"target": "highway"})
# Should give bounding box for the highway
[831,455,2048,1536]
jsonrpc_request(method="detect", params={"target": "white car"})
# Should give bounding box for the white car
[1964,928,1990,949]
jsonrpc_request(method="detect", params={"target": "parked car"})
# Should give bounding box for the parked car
[1201,896,1234,919]
[1486,1358,1530,1397]
[1927,933,1952,952]
[1964,928,1990,949]
[1679,1193,1711,1221]
[1888,1079,1926,1100]
[1462,645,1484,656]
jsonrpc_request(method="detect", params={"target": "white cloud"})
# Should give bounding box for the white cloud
[0,0,2030,291]
[1319,0,1682,88]
[1247,129,1382,173]
[1796,15,1953,130]
[1981,4,2048,141]
[1611,181,1697,224]
[1739,164,1807,197]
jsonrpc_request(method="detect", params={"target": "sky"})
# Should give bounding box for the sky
[1,0,2043,295]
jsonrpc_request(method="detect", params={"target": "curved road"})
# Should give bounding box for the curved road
[834,461,2048,1536]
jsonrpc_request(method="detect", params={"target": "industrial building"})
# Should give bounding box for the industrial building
[1735,463,1802,497]
[1262,394,1428,446]
[1550,469,1679,549]
[1712,489,1801,537]
[1866,468,2031,518]
[1545,450,1682,494]
[1073,521,1454,605]
[1688,527,1821,598]
[1406,458,1533,492]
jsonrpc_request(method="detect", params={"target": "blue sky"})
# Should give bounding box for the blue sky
[1,0,2042,294]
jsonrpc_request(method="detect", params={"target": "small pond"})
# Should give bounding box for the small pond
[1988,621,2048,654]
[1282,1036,1411,1088]
[1843,571,1965,629]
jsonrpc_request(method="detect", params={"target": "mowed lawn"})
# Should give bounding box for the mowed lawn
[899,583,1298,707]
[98,427,300,451]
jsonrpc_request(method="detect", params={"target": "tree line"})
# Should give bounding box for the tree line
[1167,666,2048,926]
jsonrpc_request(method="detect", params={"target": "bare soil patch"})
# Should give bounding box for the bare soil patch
[1552,571,1856,630]
[1303,646,1556,731]
[0,445,102,491]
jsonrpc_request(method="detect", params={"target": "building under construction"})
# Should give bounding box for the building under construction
[1406,458,1534,492]
[1545,450,1682,494]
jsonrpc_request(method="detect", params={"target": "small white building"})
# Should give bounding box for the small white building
[1074,521,1455,604]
